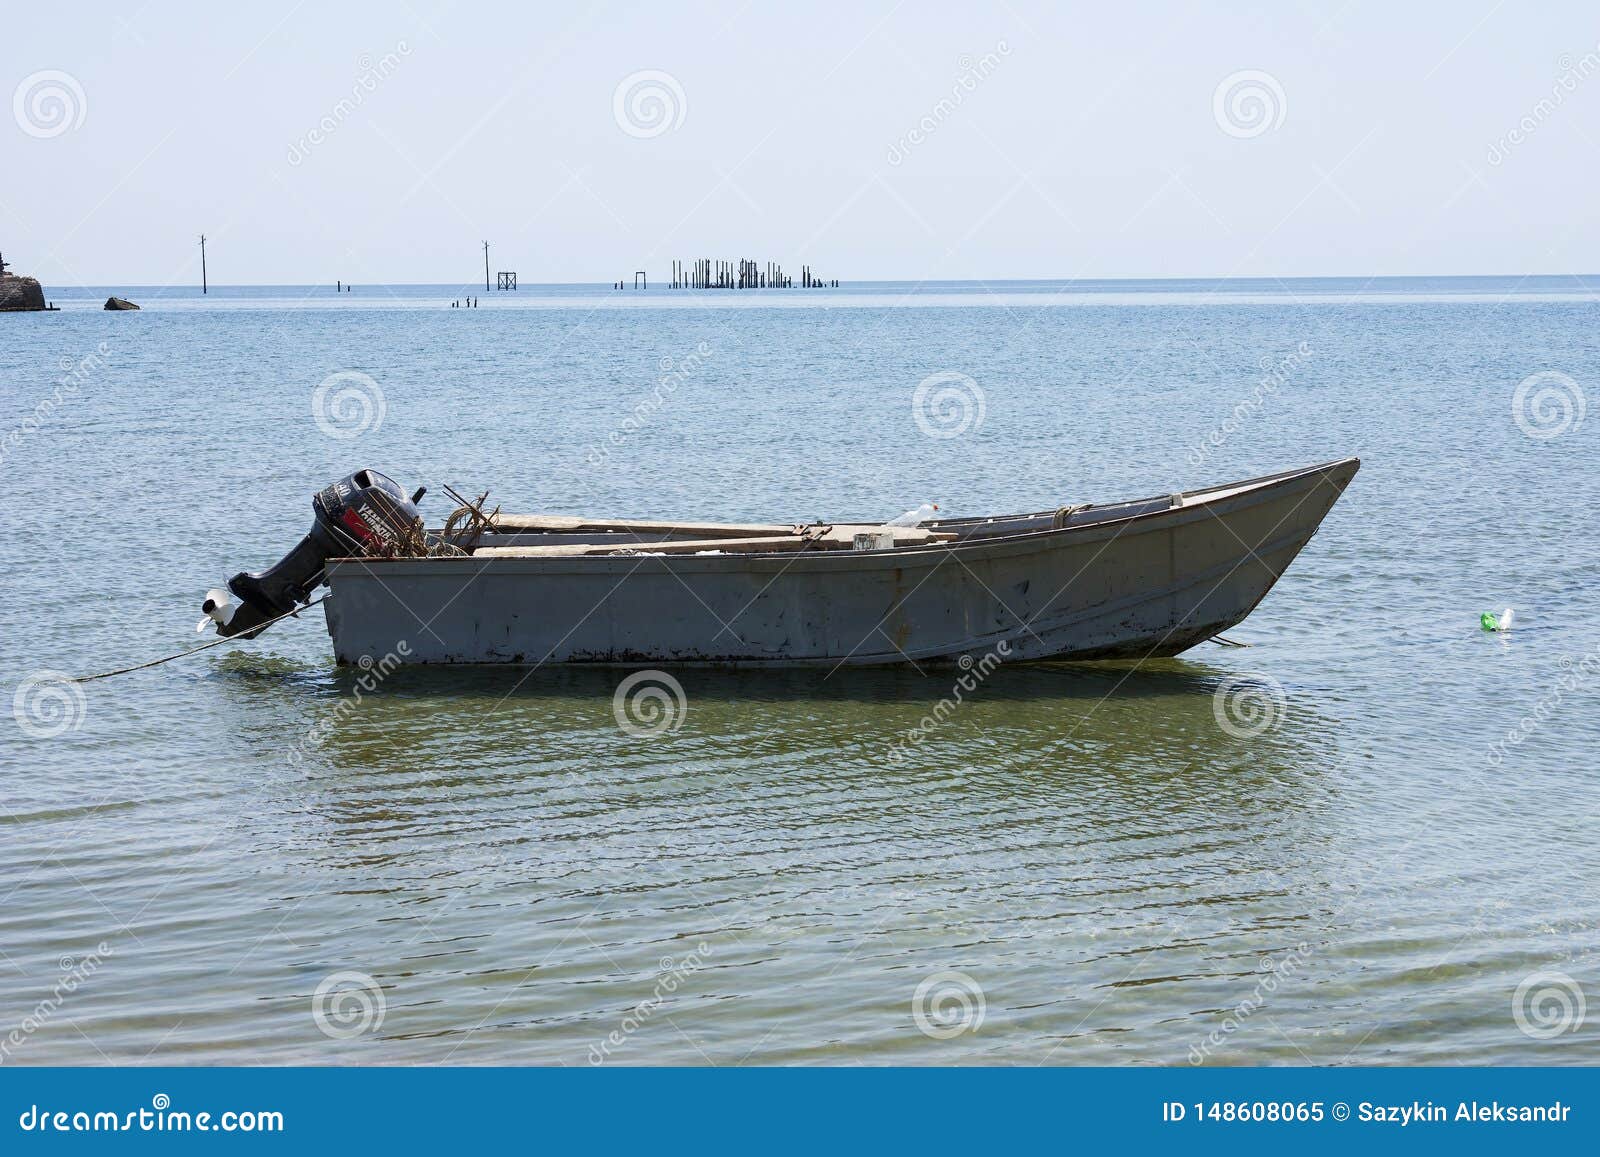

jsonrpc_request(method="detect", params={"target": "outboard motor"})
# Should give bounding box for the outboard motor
[202,469,424,638]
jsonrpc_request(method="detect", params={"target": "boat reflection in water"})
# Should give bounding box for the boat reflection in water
[191,654,1352,1063]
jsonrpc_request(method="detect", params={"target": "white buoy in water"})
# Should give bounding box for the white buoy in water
[197,588,237,633]
[1497,607,1515,632]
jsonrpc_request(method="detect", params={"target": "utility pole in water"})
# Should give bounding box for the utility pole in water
[483,241,490,292]
[200,234,208,294]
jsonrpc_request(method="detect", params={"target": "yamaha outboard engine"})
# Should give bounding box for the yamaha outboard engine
[202,469,424,638]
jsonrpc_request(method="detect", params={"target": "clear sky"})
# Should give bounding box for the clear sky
[5,1,1598,285]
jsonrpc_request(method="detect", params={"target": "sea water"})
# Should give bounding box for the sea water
[1,276,1596,1064]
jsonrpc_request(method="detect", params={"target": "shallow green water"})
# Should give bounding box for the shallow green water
[1,279,1596,1064]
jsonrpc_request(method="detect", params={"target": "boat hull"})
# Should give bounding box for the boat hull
[323,458,1358,668]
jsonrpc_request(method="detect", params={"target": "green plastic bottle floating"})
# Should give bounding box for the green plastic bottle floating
[1480,608,1514,632]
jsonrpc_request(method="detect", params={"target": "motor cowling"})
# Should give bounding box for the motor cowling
[206,469,423,638]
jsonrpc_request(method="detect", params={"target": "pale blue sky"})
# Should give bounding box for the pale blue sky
[5,1,1598,285]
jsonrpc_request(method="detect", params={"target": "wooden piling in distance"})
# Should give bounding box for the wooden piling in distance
[656,256,837,290]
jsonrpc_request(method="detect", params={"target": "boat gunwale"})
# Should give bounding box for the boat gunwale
[926,456,1358,529]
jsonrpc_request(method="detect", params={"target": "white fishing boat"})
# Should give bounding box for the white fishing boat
[204,458,1359,667]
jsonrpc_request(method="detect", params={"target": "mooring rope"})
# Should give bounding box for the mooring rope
[70,596,328,683]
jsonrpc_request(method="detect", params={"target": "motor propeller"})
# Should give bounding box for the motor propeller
[196,588,237,633]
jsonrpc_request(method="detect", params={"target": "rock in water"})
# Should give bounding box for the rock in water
[104,296,140,310]
[0,274,47,312]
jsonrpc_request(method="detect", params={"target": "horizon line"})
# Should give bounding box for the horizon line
[30,270,1600,290]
